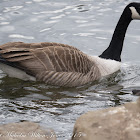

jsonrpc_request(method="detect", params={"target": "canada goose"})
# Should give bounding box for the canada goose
[0,2,140,87]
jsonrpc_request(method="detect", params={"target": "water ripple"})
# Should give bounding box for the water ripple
[0,22,9,25]
[50,14,65,20]
[33,0,47,2]
[0,26,15,32]
[73,32,95,36]
[40,28,51,32]
[3,6,23,13]
[9,34,34,39]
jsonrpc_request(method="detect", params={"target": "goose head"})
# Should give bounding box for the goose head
[128,2,140,20]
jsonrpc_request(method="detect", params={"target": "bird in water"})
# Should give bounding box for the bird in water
[0,2,140,87]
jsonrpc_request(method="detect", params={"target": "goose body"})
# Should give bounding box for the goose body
[0,2,140,87]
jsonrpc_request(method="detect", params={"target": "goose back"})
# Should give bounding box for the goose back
[0,42,101,87]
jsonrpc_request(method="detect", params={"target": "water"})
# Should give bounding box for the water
[0,0,140,139]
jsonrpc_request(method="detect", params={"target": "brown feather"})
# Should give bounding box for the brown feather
[0,42,101,87]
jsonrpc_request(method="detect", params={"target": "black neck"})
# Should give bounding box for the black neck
[99,6,132,61]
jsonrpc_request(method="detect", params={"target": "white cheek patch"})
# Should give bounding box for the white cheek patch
[130,6,140,20]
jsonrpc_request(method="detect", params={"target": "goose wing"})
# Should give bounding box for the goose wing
[0,42,100,86]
